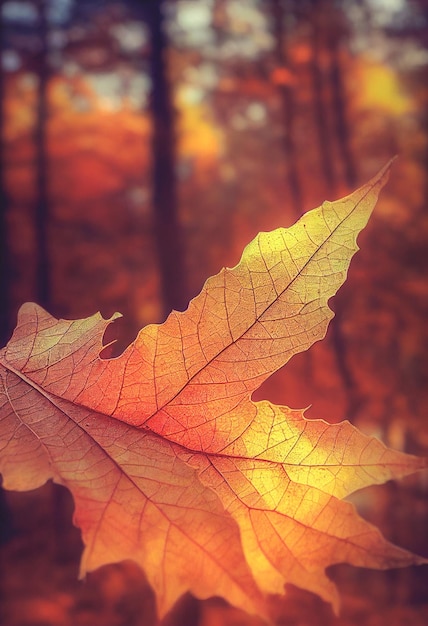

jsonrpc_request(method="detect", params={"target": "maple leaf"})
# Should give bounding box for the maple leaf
[0,161,426,623]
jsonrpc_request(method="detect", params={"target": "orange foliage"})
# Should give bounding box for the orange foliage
[176,88,224,167]
[351,58,415,117]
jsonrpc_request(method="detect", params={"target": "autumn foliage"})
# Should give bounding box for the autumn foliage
[1,163,426,624]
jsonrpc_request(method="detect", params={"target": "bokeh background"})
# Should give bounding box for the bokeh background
[0,0,427,625]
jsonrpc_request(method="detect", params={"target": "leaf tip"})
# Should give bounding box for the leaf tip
[369,156,397,189]
[403,454,428,475]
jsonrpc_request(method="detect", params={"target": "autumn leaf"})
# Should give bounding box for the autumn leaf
[0,161,426,623]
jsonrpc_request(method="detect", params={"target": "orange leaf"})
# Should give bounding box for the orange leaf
[0,161,426,622]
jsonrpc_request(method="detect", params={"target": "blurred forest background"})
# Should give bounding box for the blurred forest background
[0,0,427,625]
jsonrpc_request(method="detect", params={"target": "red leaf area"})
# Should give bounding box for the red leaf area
[0,162,426,624]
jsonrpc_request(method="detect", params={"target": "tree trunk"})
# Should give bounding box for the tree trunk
[146,0,189,319]
[146,1,197,619]
[35,0,51,308]
[308,2,337,194]
[271,0,303,216]
[320,0,360,418]
[0,0,10,345]
[325,2,357,188]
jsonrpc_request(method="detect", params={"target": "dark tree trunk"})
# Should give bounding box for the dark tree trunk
[325,4,357,188]
[271,0,303,216]
[0,6,12,611]
[0,0,10,345]
[35,0,51,308]
[35,0,72,577]
[318,1,360,418]
[308,3,337,194]
[146,0,188,319]
[145,2,197,621]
